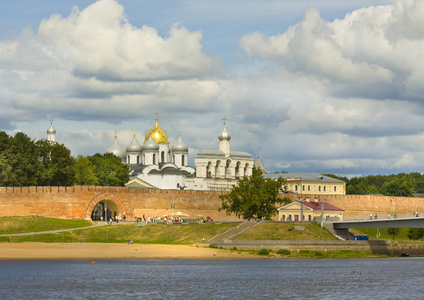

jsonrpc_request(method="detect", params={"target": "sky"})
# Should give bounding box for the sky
[2,0,424,177]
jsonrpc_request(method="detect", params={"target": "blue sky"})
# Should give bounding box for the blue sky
[3,0,424,177]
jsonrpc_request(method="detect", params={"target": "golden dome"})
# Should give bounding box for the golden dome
[144,118,169,143]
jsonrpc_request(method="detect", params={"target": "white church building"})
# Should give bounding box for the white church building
[106,116,254,191]
[106,117,195,190]
[185,119,254,191]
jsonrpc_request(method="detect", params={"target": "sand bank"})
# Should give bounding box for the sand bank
[0,243,253,260]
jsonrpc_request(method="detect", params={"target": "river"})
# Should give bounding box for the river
[0,258,423,299]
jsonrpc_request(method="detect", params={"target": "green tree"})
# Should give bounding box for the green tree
[0,132,40,186]
[219,167,290,220]
[74,155,98,185]
[387,227,400,240]
[88,153,129,186]
[407,228,424,241]
[36,139,76,186]
[366,184,380,195]
[381,177,415,197]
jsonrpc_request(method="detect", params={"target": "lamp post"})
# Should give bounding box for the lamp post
[104,200,108,224]
[319,199,326,227]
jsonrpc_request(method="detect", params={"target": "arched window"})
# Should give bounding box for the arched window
[334,186,337,192]
[318,186,321,192]
[323,186,326,192]
[302,185,305,191]
[308,185,311,191]
[182,155,185,166]
[153,154,156,165]
[161,151,165,162]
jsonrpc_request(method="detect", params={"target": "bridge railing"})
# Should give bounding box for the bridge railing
[343,212,421,222]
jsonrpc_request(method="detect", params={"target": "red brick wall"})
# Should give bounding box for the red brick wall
[1,186,423,220]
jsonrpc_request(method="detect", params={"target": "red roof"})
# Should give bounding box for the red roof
[299,201,344,212]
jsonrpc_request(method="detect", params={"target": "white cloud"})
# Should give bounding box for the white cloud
[36,0,221,81]
[239,1,424,101]
[3,0,424,176]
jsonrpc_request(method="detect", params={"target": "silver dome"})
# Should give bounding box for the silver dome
[218,127,231,141]
[143,135,159,151]
[106,131,126,159]
[126,134,143,153]
[172,134,188,153]
[47,124,56,134]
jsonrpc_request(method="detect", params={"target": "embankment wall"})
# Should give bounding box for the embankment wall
[210,240,424,256]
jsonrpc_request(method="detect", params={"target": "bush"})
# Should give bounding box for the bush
[277,249,291,255]
[258,249,270,255]
[313,251,324,257]
[299,250,310,254]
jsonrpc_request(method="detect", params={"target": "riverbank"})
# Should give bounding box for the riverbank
[0,242,256,260]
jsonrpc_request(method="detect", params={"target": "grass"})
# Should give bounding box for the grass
[350,228,424,243]
[0,217,239,245]
[234,222,338,241]
[0,216,92,234]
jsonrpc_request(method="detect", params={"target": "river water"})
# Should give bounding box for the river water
[0,258,423,299]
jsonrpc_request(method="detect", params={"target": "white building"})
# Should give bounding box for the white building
[185,120,254,191]
[106,117,195,190]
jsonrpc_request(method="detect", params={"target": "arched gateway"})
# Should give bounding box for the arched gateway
[84,191,127,221]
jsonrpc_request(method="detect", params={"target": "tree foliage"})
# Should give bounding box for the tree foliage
[219,167,291,220]
[387,227,400,240]
[326,172,423,197]
[0,131,129,187]
[407,228,424,241]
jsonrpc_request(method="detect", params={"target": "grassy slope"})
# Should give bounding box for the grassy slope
[0,216,92,234]
[0,216,239,244]
[234,222,337,241]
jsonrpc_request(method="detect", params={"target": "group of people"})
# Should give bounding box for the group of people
[369,213,378,220]
[100,215,126,225]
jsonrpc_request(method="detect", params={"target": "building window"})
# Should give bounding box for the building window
[318,186,321,192]
[295,185,298,191]
[182,155,185,166]
[308,185,311,192]
[334,186,337,192]
[302,185,305,191]
[153,154,156,165]
[323,186,326,192]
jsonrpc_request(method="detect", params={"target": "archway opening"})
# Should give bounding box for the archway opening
[90,200,121,221]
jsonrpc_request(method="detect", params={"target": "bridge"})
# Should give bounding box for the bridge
[333,217,424,229]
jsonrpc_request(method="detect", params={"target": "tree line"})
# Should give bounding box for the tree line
[0,131,129,187]
[324,173,424,197]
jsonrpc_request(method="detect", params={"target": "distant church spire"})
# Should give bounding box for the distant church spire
[47,119,56,142]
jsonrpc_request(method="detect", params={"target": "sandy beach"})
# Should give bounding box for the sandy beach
[0,243,252,260]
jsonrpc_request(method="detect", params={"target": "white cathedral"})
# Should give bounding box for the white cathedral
[105,116,254,191]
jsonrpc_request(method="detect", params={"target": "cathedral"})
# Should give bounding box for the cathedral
[106,116,254,191]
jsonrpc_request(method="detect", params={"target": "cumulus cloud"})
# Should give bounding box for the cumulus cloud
[3,0,424,176]
[239,1,424,101]
[0,0,226,130]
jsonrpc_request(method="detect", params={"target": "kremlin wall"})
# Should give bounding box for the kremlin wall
[1,185,424,221]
